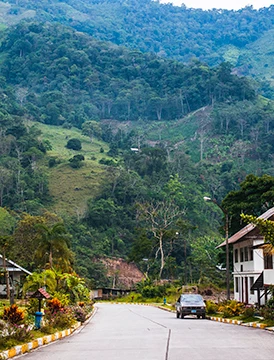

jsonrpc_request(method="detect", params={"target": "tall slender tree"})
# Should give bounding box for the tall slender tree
[35,223,72,270]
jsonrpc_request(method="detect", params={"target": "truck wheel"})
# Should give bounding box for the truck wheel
[197,315,201,319]
[202,314,206,319]
[180,313,184,319]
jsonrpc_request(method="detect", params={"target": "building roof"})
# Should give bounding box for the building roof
[217,207,274,248]
[0,254,32,275]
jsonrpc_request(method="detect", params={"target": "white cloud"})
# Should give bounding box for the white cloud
[160,0,274,10]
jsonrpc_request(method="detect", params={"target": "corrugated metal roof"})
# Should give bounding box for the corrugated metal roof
[217,207,274,248]
[0,254,32,275]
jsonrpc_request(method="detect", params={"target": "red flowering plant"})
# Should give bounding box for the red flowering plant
[3,304,25,324]
[0,305,33,349]
[43,298,74,330]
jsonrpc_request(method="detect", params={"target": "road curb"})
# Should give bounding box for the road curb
[0,307,96,360]
[208,316,273,331]
[209,316,243,325]
[0,323,81,359]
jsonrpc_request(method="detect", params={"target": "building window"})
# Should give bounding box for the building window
[0,275,6,285]
[240,248,244,262]
[235,249,238,263]
[250,277,254,295]
[264,254,273,269]
[249,247,253,261]
[244,247,249,261]
[235,277,239,293]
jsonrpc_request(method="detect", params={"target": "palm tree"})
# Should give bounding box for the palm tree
[23,269,57,294]
[35,223,72,269]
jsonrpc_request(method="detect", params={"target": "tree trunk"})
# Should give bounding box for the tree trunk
[3,250,10,300]
[49,248,53,268]
[159,233,165,279]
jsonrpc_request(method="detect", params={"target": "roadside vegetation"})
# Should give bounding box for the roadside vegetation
[0,270,93,352]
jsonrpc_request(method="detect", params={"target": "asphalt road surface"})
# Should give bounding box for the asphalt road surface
[18,303,274,360]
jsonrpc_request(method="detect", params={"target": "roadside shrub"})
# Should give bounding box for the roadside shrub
[206,300,218,315]
[140,285,166,298]
[45,308,75,329]
[0,320,32,345]
[40,324,56,334]
[260,306,274,320]
[46,298,62,314]
[72,305,86,323]
[51,292,70,307]
[240,305,255,320]
[26,298,40,318]
[8,323,33,341]
[218,300,244,318]
[3,304,25,324]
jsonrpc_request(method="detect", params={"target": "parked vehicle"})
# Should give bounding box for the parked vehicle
[176,294,206,319]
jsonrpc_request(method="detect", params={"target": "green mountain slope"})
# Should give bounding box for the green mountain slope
[0,22,255,125]
[235,29,274,84]
[1,0,274,68]
[0,21,273,211]
[32,122,110,216]
[1,11,274,285]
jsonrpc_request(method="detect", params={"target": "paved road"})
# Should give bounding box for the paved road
[18,303,274,360]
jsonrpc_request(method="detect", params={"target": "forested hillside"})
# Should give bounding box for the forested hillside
[1,16,274,288]
[0,22,255,124]
[1,0,274,86]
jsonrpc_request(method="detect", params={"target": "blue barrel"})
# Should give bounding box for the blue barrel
[35,311,43,329]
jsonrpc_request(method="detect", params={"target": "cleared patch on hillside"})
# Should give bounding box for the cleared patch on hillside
[27,122,111,216]
[100,257,144,288]
[48,162,106,218]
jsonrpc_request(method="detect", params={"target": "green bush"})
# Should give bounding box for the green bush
[260,306,274,320]
[240,305,255,320]
[206,300,218,315]
[48,157,56,168]
[140,285,167,299]
[218,300,244,318]
[66,138,82,150]
[26,298,40,316]
[44,307,75,330]
[0,319,33,347]
[72,305,87,323]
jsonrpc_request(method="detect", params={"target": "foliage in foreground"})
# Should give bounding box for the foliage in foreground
[0,299,93,352]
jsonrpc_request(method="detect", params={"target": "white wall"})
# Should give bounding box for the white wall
[233,238,273,305]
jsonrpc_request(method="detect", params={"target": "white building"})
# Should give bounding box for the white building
[219,207,274,306]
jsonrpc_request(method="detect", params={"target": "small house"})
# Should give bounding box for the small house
[218,207,274,306]
[0,255,32,296]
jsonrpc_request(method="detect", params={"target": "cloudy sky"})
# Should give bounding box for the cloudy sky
[160,0,273,10]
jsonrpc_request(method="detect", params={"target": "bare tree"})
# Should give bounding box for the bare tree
[137,200,184,278]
